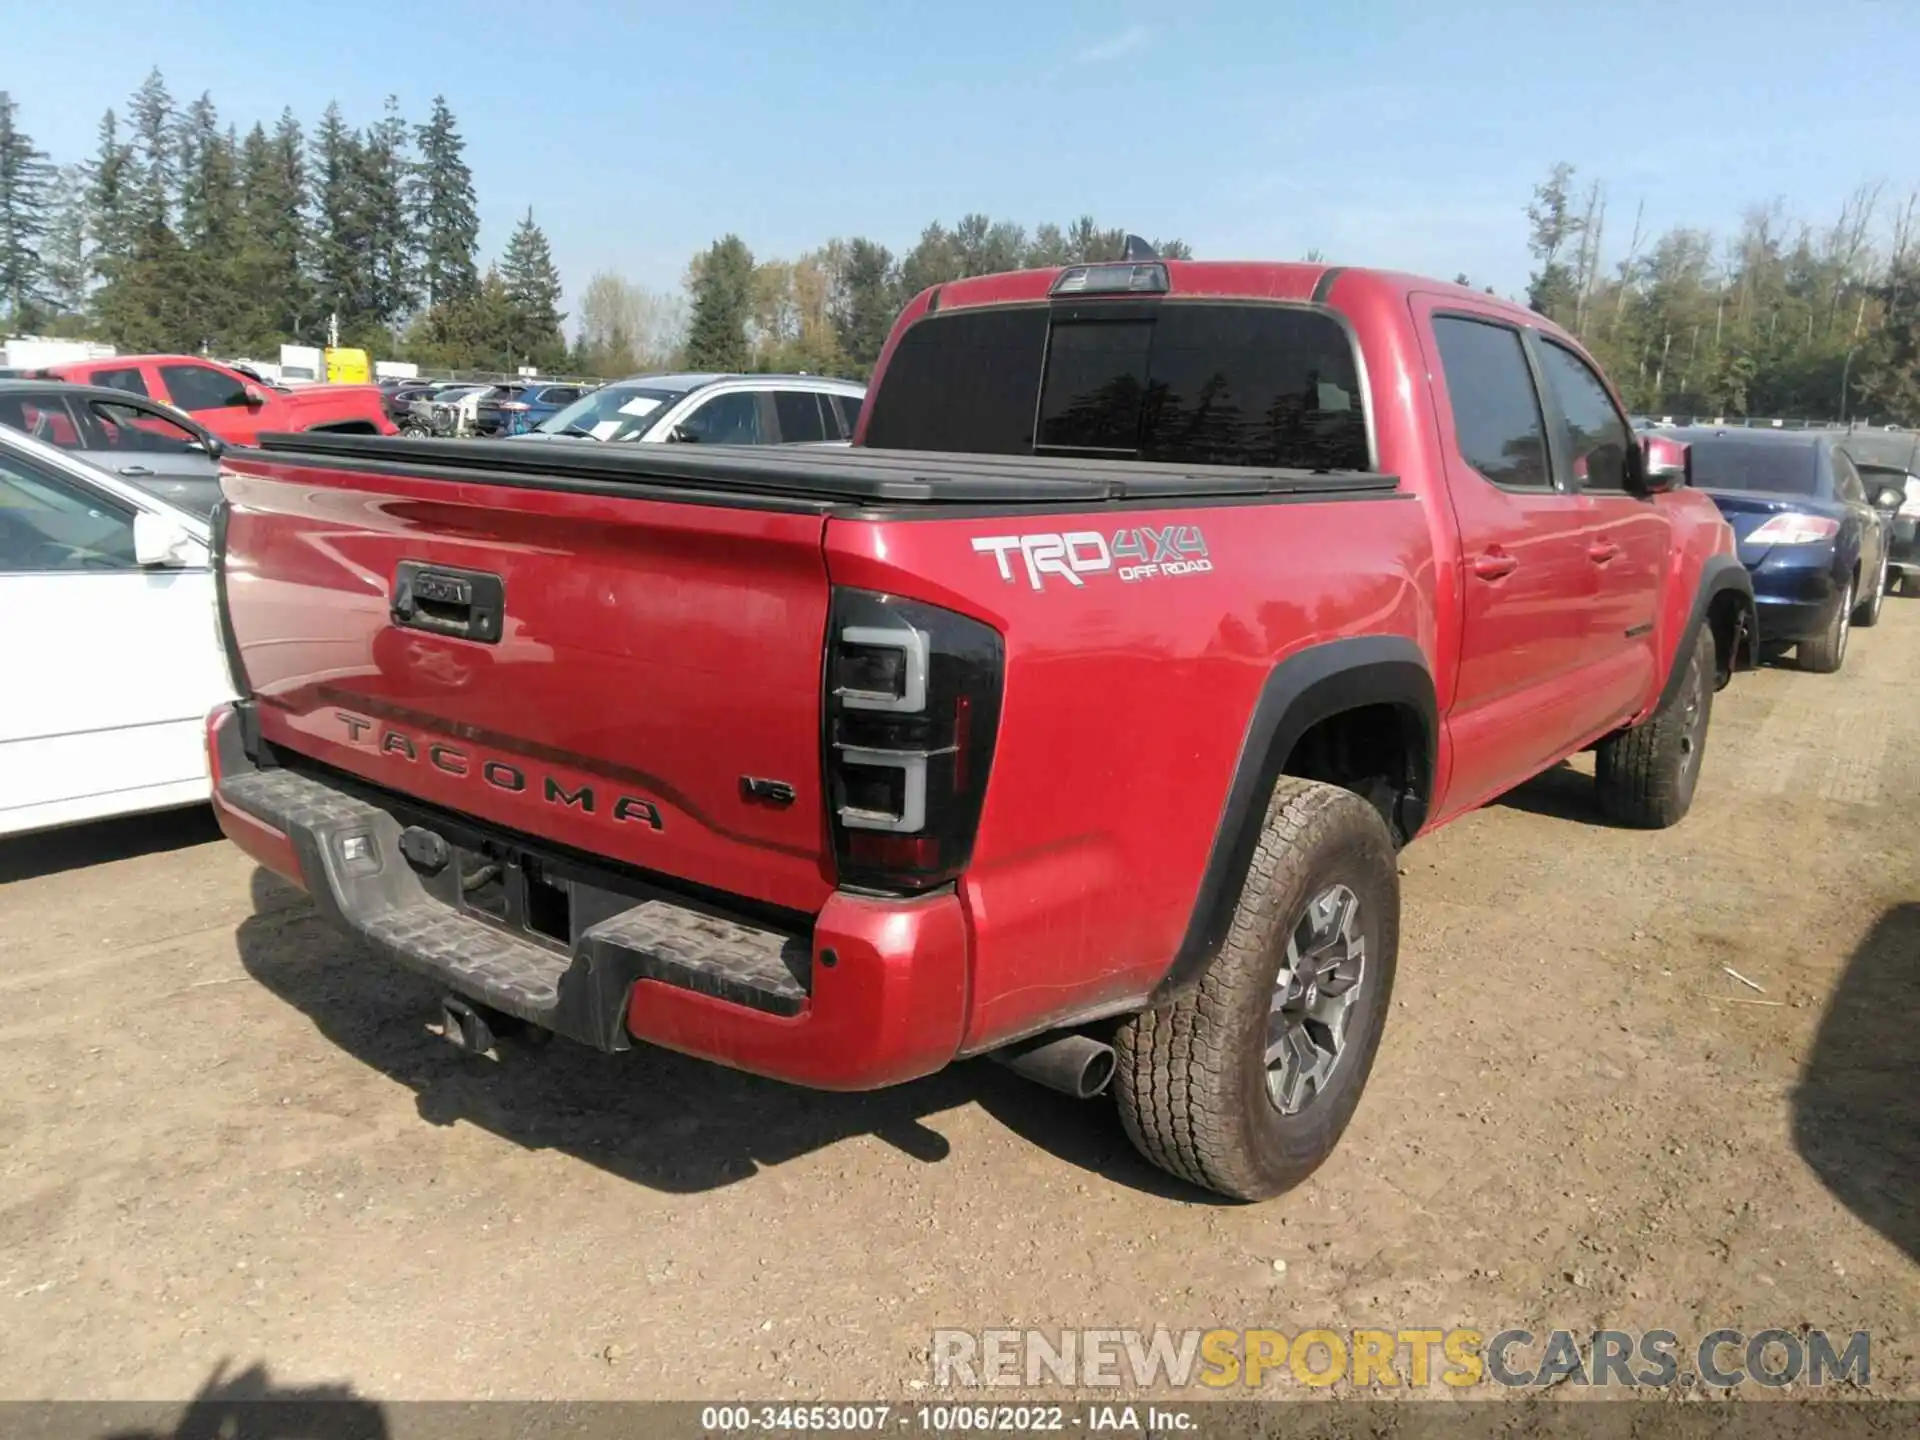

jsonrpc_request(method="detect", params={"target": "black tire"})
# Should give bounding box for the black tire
[1854,557,1886,628]
[1798,577,1852,673]
[1112,778,1399,1201]
[1902,571,1920,598]
[1594,623,1715,828]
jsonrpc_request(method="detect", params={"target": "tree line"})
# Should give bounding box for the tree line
[1523,163,1918,424]
[0,77,566,372]
[4,76,1914,420]
[578,219,1193,380]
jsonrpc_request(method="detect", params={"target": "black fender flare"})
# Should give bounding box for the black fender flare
[1656,553,1755,712]
[1152,635,1437,1001]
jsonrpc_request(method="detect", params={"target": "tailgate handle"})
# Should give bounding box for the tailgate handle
[391,561,505,644]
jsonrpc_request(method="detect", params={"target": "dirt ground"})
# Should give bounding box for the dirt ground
[2,604,1916,1408]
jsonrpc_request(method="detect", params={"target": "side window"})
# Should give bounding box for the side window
[86,400,203,454]
[1430,317,1552,490]
[0,393,83,448]
[0,453,138,573]
[678,391,763,445]
[90,367,151,398]
[834,393,864,438]
[1538,340,1631,492]
[540,387,580,406]
[160,363,250,411]
[1833,452,1865,503]
[773,391,829,444]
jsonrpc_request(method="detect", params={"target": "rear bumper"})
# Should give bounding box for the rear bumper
[206,704,970,1090]
[1748,559,1843,644]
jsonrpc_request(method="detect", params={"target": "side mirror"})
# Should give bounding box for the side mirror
[242,385,269,408]
[134,509,201,568]
[1630,433,1690,496]
[187,436,226,459]
[1872,486,1904,512]
[668,424,699,444]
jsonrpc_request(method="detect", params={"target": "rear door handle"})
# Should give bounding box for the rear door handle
[1472,551,1518,580]
[1588,541,1620,564]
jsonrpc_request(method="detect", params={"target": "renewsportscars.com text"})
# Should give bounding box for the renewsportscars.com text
[931,1327,1871,1391]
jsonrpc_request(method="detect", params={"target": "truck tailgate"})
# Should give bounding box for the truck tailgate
[219,453,836,915]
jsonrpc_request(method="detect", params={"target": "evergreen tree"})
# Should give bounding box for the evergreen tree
[683,234,755,372]
[176,94,243,349]
[832,237,897,372]
[232,117,313,351]
[411,96,478,307]
[0,91,53,326]
[500,206,566,368]
[42,164,91,326]
[360,96,417,325]
[85,110,134,286]
[311,102,371,330]
[127,69,177,235]
[404,265,517,369]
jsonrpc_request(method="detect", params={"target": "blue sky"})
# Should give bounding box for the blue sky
[7,0,1917,315]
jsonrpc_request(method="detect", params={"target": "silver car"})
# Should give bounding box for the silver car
[0,381,225,519]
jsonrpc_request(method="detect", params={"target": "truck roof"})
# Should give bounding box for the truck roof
[919,259,1538,327]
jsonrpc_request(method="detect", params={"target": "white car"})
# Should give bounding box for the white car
[515,372,866,447]
[0,425,233,837]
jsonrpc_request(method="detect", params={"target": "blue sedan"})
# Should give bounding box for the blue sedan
[1674,428,1897,674]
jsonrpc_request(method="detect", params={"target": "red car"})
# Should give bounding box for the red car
[203,256,1754,1199]
[47,354,395,443]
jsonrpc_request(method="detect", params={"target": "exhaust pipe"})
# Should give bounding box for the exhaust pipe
[990,1031,1116,1099]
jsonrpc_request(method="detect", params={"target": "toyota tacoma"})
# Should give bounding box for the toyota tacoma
[204,256,1754,1199]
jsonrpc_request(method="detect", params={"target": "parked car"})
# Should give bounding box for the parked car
[204,257,1755,1201]
[403,383,491,437]
[472,382,593,437]
[1839,429,1920,595]
[519,373,865,446]
[46,354,397,443]
[0,379,225,518]
[379,378,439,427]
[1676,427,1896,672]
[0,424,233,837]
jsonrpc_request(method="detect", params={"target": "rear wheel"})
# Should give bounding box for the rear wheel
[1594,623,1715,828]
[1902,571,1920,598]
[1798,578,1853,673]
[1112,777,1399,1201]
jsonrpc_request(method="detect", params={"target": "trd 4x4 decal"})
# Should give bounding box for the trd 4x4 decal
[971,525,1212,591]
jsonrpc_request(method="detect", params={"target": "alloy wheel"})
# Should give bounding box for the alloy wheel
[1265,883,1367,1116]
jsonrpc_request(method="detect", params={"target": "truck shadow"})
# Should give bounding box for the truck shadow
[99,1358,387,1439]
[0,805,224,884]
[234,868,1217,1204]
[1490,762,1621,827]
[1791,902,1920,1263]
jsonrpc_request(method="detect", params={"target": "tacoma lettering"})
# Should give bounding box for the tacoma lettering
[329,712,662,831]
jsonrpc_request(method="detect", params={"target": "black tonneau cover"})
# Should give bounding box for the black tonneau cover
[245,431,1399,507]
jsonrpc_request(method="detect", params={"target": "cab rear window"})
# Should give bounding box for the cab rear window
[863,301,1369,471]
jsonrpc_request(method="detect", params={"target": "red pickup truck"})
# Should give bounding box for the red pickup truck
[48,354,395,443]
[205,258,1754,1200]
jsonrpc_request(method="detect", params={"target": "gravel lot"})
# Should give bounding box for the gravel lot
[2,603,1915,1406]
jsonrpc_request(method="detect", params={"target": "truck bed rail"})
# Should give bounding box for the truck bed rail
[243,431,1400,508]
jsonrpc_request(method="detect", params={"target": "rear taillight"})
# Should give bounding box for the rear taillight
[1748,514,1840,545]
[499,401,530,412]
[823,588,1003,893]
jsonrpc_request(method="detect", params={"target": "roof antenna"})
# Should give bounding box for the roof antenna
[1121,234,1159,261]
